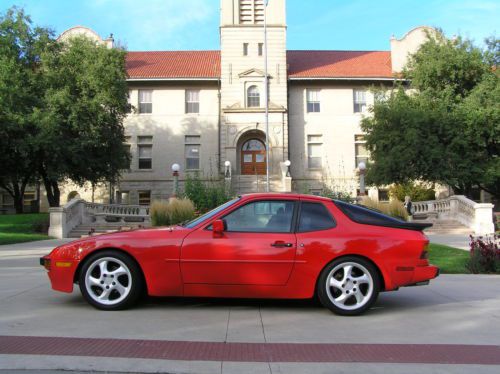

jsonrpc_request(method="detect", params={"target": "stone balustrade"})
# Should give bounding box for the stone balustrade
[49,199,150,239]
[412,195,494,235]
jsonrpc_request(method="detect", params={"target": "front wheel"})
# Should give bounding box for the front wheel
[317,257,380,316]
[79,251,143,310]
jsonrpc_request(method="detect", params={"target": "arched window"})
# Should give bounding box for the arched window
[247,85,260,108]
[242,139,265,151]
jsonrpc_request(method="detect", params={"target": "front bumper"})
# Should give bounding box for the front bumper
[40,256,50,270]
[39,255,76,293]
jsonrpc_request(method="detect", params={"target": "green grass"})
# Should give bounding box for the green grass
[0,213,51,245]
[428,243,470,274]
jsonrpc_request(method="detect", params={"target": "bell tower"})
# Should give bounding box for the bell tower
[219,0,288,179]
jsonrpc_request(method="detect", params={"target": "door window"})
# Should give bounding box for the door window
[298,202,336,232]
[224,200,295,233]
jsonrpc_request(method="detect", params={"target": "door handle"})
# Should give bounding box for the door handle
[271,241,293,248]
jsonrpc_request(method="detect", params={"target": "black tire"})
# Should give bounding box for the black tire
[78,250,144,311]
[317,256,380,316]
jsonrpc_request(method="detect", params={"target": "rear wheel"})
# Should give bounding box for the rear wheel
[79,251,143,310]
[317,257,380,316]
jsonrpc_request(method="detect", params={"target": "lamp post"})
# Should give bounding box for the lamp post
[284,159,291,177]
[358,161,366,197]
[171,163,180,197]
[224,160,231,178]
[264,0,270,192]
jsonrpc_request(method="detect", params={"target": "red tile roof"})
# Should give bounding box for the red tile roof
[287,50,393,79]
[125,50,393,80]
[126,51,220,79]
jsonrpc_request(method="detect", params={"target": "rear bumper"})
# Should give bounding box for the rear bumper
[413,264,440,284]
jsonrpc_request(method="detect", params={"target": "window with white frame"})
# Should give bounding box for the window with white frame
[116,191,130,205]
[137,136,153,169]
[378,190,389,202]
[185,135,200,170]
[247,85,260,107]
[185,90,200,114]
[138,90,152,114]
[306,89,320,113]
[353,89,367,113]
[138,190,151,206]
[354,134,369,167]
[307,135,323,169]
[23,191,36,209]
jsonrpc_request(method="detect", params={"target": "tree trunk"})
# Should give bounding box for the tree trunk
[1,179,27,214]
[42,177,60,207]
[13,194,24,214]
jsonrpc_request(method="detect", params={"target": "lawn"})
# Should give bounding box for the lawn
[0,213,51,245]
[428,243,470,274]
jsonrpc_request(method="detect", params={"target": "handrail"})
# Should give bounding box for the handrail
[49,199,151,238]
[412,195,494,235]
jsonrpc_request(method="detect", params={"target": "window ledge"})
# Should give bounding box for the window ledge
[134,169,154,172]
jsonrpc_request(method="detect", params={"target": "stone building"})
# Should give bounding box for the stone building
[0,0,434,211]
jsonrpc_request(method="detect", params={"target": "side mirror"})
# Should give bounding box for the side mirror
[212,219,225,238]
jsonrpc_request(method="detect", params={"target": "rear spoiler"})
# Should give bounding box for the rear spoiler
[373,221,433,232]
[333,200,433,232]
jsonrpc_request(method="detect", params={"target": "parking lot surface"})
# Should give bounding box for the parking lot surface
[0,239,499,373]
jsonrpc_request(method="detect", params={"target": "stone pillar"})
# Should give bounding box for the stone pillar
[48,207,65,239]
[473,203,495,235]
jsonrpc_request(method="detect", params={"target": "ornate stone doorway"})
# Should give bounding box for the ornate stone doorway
[241,139,266,175]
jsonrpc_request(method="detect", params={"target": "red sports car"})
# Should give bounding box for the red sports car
[40,193,439,315]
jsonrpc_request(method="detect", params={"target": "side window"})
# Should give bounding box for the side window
[224,200,295,233]
[298,202,335,232]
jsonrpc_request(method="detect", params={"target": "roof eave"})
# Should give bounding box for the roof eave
[288,76,399,81]
[126,77,220,82]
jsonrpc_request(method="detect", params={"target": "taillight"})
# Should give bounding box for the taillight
[420,243,430,259]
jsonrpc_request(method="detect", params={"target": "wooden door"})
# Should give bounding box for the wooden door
[241,139,266,175]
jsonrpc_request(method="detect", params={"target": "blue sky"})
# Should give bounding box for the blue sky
[1,0,498,51]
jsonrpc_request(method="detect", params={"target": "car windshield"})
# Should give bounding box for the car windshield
[183,197,241,229]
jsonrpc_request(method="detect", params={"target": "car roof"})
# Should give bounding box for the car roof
[239,192,333,203]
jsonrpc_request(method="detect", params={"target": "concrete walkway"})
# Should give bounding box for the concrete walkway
[0,238,73,259]
[1,238,499,373]
[427,233,471,250]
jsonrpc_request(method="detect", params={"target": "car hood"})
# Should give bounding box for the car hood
[49,225,190,256]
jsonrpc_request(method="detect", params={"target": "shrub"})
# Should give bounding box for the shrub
[184,174,233,213]
[320,184,356,203]
[389,182,435,202]
[150,198,195,226]
[296,181,356,203]
[466,235,500,274]
[360,196,409,220]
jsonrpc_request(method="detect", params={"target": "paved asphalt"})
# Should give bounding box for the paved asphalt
[0,239,499,374]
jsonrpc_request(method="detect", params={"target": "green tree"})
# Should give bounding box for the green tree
[362,31,499,199]
[1,6,130,210]
[38,36,131,207]
[0,7,54,213]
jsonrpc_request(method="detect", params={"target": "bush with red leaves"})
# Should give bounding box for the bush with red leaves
[467,235,500,274]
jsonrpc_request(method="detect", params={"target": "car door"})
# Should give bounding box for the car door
[180,198,298,286]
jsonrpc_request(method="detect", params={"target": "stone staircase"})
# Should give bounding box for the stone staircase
[68,222,150,238]
[421,219,474,235]
[233,175,285,194]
